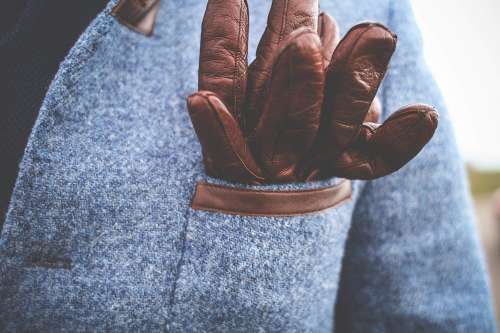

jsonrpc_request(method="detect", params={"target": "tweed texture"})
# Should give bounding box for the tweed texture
[0,0,496,332]
[0,0,108,229]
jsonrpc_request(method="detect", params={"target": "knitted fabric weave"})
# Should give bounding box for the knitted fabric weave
[0,0,107,228]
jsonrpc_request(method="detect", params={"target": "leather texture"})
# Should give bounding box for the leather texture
[111,0,160,36]
[187,0,438,184]
[191,180,351,217]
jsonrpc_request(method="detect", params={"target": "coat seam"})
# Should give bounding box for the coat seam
[165,202,193,330]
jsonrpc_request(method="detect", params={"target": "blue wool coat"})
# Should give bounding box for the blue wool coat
[0,0,496,332]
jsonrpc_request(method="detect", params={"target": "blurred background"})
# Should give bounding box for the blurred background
[411,0,500,327]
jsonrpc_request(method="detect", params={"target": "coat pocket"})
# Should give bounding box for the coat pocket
[169,177,354,332]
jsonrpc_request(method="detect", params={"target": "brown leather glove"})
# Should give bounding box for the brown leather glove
[187,0,438,184]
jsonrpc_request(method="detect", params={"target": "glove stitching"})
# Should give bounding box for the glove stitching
[278,0,289,43]
[232,0,246,122]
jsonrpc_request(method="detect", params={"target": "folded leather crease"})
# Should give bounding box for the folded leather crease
[191,180,352,217]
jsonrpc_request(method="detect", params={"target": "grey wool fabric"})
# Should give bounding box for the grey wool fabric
[0,0,496,332]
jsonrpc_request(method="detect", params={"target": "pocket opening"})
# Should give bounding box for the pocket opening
[191,180,352,217]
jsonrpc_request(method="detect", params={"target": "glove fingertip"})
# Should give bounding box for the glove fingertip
[369,104,439,174]
[385,104,439,138]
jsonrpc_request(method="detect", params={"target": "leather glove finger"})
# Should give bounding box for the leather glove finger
[250,28,324,182]
[198,0,249,122]
[317,13,382,124]
[321,22,397,157]
[366,97,382,123]
[246,0,319,133]
[317,12,340,68]
[187,91,264,184]
[332,104,438,179]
